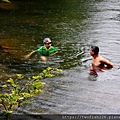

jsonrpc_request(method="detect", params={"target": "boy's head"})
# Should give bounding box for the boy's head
[90,46,99,55]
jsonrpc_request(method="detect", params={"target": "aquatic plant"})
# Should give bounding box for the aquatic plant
[0,67,62,117]
[2,0,11,3]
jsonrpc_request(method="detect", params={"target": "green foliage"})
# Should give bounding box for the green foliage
[16,74,24,79]
[0,67,62,116]
[2,0,11,3]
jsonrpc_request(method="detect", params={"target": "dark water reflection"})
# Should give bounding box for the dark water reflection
[0,0,120,115]
[0,0,92,78]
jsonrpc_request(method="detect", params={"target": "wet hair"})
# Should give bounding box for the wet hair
[90,46,99,55]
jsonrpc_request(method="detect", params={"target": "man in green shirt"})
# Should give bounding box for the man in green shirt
[25,38,58,61]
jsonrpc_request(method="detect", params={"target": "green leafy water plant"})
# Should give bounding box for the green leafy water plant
[0,67,62,117]
[2,0,11,3]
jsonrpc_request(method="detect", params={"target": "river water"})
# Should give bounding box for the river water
[0,0,120,115]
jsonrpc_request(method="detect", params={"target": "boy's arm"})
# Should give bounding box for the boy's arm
[49,51,58,56]
[101,57,114,69]
[25,51,36,59]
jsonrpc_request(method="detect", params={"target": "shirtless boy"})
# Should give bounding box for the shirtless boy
[89,46,114,74]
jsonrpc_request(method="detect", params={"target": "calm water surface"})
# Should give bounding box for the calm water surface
[0,0,120,115]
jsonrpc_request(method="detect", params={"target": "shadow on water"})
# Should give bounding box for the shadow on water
[88,74,98,81]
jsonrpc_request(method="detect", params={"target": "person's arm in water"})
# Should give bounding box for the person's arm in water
[100,56,114,69]
[48,46,58,56]
[25,51,36,59]
[25,46,42,59]
[49,51,58,56]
